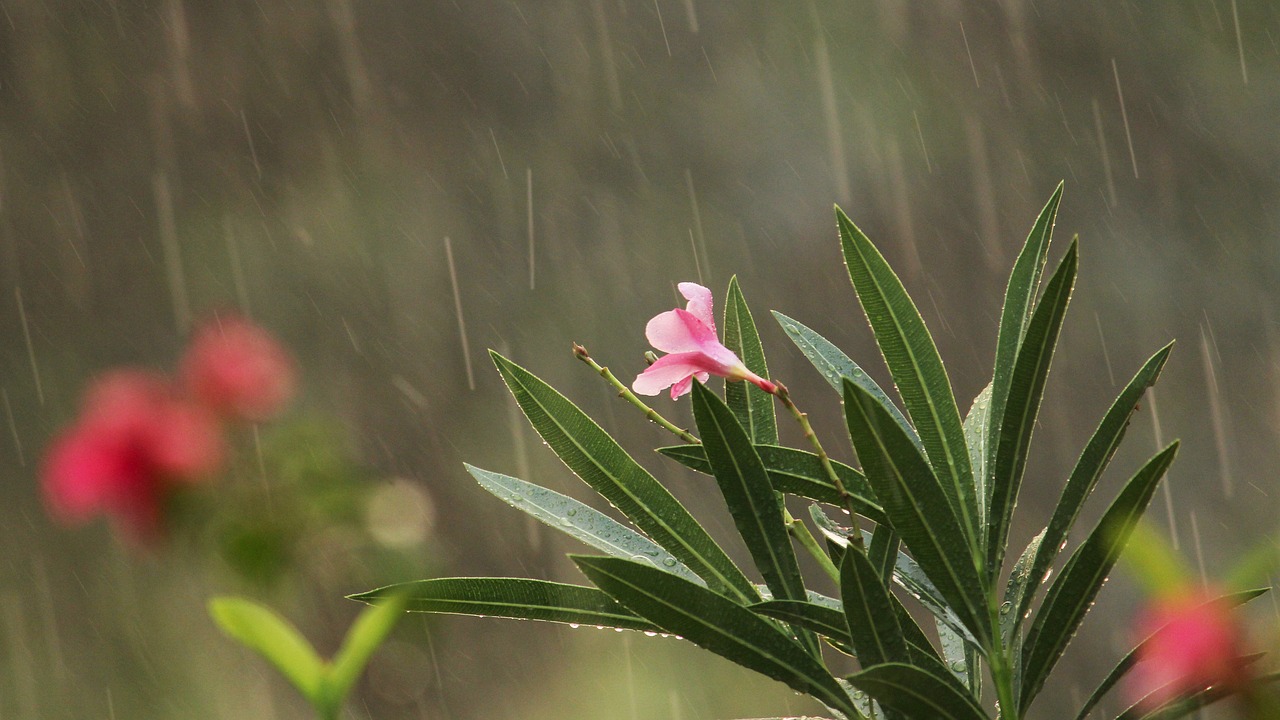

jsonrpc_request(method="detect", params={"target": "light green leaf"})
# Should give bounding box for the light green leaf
[573,556,858,718]
[208,597,326,705]
[326,592,408,705]
[491,351,757,602]
[659,444,885,523]
[467,464,703,585]
[1016,344,1173,633]
[845,663,987,720]
[1073,588,1268,720]
[350,578,658,632]
[772,310,920,451]
[1117,668,1279,719]
[840,549,907,667]
[842,378,989,647]
[724,277,778,445]
[1019,442,1180,715]
[937,618,983,699]
[1002,529,1047,648]
[986,240,1078,584]
[837,207,978,553]
[963,383,992,532]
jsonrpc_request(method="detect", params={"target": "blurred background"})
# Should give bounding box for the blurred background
[2,1,1279,717]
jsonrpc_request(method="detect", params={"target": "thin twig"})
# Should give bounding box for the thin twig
[573,344,699,444]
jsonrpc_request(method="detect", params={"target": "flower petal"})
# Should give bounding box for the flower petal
[678,282,716,331]
[633,352,724,396]
[645,308,718,354]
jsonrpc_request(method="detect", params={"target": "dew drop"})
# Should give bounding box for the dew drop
[999,601,1012,615]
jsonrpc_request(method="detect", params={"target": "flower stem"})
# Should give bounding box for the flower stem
[762,381,865,548]
[573,344,699,445]
[787,510,840,584]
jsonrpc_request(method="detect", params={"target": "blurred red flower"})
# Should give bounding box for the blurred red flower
[42,371,224,539]
[181,315,296,422]
[1126,589,1251,711]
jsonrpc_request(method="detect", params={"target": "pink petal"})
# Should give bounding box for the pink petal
[182,314,296,422]
[669,375,695,399]
[633,352,725,396]
[677,282,716,332]
[645,308,719,354]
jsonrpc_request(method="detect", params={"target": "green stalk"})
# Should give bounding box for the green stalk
[787,510,840,584]
[573,344,699,444]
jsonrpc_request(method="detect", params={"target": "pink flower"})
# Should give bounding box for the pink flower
[181,314,296,422]
[633,282,777,400]
[1125,590,1250,710]
[42,371,224,539]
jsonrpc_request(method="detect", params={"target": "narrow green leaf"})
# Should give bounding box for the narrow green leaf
[1016,344,1173,633]
[837,207,978,551]
[937,619,983,699]
[842,378,989,646]
[326,592,408,705]
[1002,529,1047,648]
[724,277,778,445]
[573,556,858,718]
[1073,588,1269,720]
[751,600,851,645]
[845,663,987,720]
[491,352,757,602]
[840,549,908,667]
[1019,442,1180,714]
[467,464,703,585]
[985,185,1062,527]
[986,240,1078,583]
[691,383,807,605]
[963,383,992,532]
[868,525,899,587]
[659,444,885,523]
[772,310,921,451]
[208,597,326,704]
[350,578,658,632]
[809,504,849,569]
[690,383,818,656]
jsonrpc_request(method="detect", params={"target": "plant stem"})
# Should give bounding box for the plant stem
[772,383,865,551]
[787,510,840,584]
[988,598,1019,720]
[573,344,699,444]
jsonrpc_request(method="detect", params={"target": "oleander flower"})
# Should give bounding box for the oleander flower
[182,314,296,422]
[633,282,777,399]
[1125,589,1250,710]
[42,370,224,539]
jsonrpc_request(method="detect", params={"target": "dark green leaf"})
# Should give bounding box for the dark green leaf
[845,663,987,720]
[1119,669,1279,720]
[772,310,920,451]
[809,504,850,568]
[724,277,778,445]
[837,207,978,549]
[350,578,658,632]
[985,185,1062,532]
[208,597,326,705]
[986,241,1078,583]
[690,383,818,656]
[1019,442,1180,714]
[491,352,757,602]
[842,379,989,646]
[1017,344,1173,633]
[840,549,908,667]
[937,619,983,699]
[573,556,857,718]
[467,464,703,585]
[1074,588,1269,720]
[868,525,899,587]
[659,444,885,523]
[751,600,851,645]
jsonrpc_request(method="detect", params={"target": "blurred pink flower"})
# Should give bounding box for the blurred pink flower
[633,282,777,400]
[42,371,223,539]
[1126,590,1250,711]
[182,315,296,422]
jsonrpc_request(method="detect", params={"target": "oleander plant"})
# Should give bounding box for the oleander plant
[352,184,1275,719]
